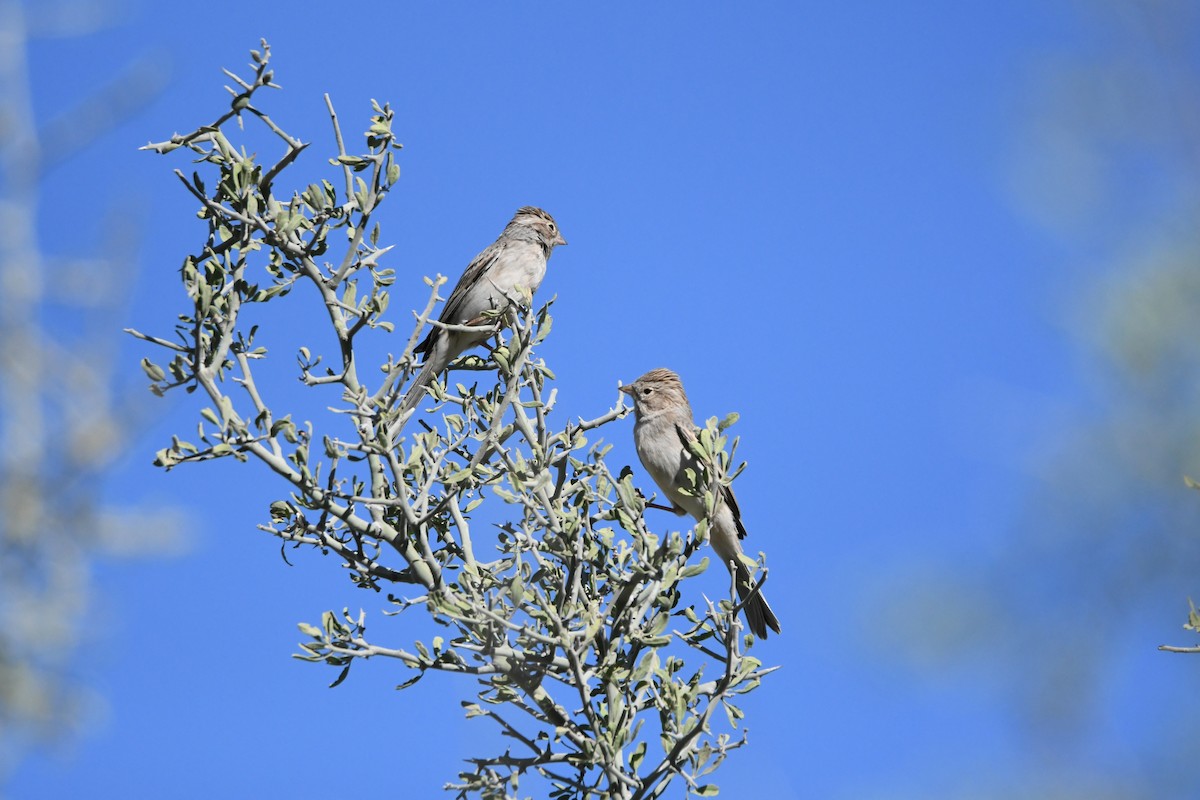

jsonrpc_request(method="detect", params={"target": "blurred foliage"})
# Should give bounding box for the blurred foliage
[0,0,179,786]
[872,1,1200,796]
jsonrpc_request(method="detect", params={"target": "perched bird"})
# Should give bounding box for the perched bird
[621,368,781,639]
[399,207,566,415]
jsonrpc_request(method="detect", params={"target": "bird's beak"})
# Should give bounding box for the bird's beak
[555,233,567,246]
[619,384,634,396]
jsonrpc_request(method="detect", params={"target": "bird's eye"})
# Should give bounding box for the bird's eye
[641,387,652,396]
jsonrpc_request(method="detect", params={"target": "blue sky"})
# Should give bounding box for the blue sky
[9,2,1200,798]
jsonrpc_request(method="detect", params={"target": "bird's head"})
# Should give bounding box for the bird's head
[620,368,690,418]
[510,206,567,251]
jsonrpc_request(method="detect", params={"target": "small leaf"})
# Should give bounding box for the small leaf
[629,741,647,771]
[140,358,166,382]
[396,674,422,690]
[218,394,235,425]
[328,664,351,688]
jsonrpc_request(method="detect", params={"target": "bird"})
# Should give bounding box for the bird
[398,206,566,416]
[620,368,781,639]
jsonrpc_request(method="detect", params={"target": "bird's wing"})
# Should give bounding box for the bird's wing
[674,421,749,541]
[415,245,502,355]
[673,421,697,448]
[722,483,749,541]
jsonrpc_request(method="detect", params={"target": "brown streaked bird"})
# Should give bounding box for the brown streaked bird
[399,207,566,415]
[621,368,781,639]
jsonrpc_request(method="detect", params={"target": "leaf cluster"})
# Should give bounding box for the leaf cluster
[132,42,776,799]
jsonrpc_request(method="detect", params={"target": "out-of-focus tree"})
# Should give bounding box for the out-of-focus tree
[0,0,178,784]
[874,2,1200,797]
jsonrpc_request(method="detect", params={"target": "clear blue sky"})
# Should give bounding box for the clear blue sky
[10,2,1198,798]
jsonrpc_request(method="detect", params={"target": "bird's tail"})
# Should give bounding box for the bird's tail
[398,360,439,417]
[734,560,781,639]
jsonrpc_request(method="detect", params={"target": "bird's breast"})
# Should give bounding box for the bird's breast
[634,420,689,499]
[497,246,547,291]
